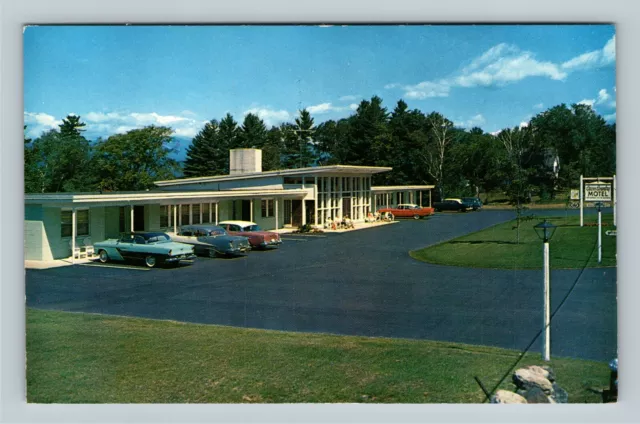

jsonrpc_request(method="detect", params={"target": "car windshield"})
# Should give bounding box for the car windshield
[209,229,226,236]
[243,225,262,231]
[144,233,171,243]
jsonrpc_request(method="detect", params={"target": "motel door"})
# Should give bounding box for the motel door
[241,200,251,221]
[134,205,145,231]
[342,198,352,219]
[291,200,303,227]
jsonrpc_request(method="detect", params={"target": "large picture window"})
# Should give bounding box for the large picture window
[192,204,201,225]
[61,209,90,238]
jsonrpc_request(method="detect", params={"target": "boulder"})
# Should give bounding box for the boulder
[525,365,555,383]
[524,386,553,404]
[550,383,569,403]
[513,368,553,394]
[491,390,527,404]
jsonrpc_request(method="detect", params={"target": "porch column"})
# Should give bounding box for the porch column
[274,198,279,230]
[302,177,307,225]
[189,204,193,225]
[250,199,254,222]
[71,208,77,264]
[173,204,177,233]
[429,190,432,207]
[386,192,389,208]
[339,177,343,218]
[215,202,219,225]
[209,202,213,224]
[314,176,318,226]
[130,205,135,232]
[420,191,423,207]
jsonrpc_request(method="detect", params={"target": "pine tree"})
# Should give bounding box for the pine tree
[183,120,224,177]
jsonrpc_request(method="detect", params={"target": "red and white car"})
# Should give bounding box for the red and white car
[218,220,283,249]
[377,203,435,220]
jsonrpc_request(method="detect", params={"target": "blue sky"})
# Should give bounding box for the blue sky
[24,24,616,144]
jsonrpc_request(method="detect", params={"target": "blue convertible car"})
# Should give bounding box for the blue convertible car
[94,232,196,268]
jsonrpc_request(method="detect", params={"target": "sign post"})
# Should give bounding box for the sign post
[595,202,604,263]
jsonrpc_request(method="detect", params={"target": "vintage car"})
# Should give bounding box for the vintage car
[377,203,435,219]
[462,197,483,211]
[94,232,196,268]
[218,220,283,249]
[433,198,468,212]
[170,224,251,257]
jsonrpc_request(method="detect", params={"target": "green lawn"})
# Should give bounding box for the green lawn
[27,308,609,403]
[411,214,616,269]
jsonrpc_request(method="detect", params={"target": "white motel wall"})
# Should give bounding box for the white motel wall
[24,149,433,261]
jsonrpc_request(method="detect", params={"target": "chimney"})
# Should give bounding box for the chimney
[229,149,262,175]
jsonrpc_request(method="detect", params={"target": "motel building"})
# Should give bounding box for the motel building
[24,149,434,261]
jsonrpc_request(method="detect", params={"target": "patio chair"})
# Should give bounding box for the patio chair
[83,237,94,257]
[69,238,86,259]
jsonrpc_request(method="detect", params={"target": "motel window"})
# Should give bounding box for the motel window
[261,199,275,218]
[160,206,169,228]
[61,209,90,238]
[181,205,190,226]
[202,203,210,223]
[192,204,201,225]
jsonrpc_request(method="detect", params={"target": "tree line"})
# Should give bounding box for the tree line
[24,96,616,205]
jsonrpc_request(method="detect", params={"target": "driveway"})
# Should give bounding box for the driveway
[26,209,617,361]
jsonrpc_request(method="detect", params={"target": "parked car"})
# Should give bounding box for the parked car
[462,197,483,211]
[218,220,283,249]
[170,224,251,257]
[377,203,435,220]
[94,232,196,268]
[433,198,468,212]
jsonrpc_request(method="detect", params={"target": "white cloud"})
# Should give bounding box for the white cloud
[534,103,544,109]
[561,35,615,71]
[349,103,358,111]
[386,35,613,100]
[519,121,529,129]
[307,103,334,114]
[130,112,188,126]
[455,114,486,128]
[85,111,122,123]
[604,112,616,122]
[403,80,451,99]
[596,89,611,104]
[244,107,290,126]
[24,112,62,137]
[339,95,359,102]
[577,99,596,108]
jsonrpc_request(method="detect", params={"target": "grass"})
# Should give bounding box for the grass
[410,214,616,269]
[27,308,609,403]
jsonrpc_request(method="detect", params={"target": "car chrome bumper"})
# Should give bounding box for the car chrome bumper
[260,239,282,247]
[165,253,197,262]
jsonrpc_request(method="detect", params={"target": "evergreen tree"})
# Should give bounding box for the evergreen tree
[217,113,240,173]
[282,109,316,168]
[59,114,86,137]
[238,113,268,148]
[183,120,226,177]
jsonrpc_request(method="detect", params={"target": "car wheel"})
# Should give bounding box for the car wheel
[435,208,440,212]
[98,250,109,263]
[413,214,420,220]
[144,255,157,268]
[208,248,217,258]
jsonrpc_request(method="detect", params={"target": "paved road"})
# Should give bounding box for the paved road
[26,209,617,361]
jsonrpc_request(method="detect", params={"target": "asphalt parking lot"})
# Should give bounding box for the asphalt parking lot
[26,209,617,361]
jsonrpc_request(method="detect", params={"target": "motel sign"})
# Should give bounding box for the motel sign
[584,183,612,202]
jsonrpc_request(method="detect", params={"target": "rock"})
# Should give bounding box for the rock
[524,386,552,403]
[550,383,569,403]
[524,365,555,383]
[541,365,556,382]
[513,368,553,394]
[516,388,528,397]
[491,390,527,404]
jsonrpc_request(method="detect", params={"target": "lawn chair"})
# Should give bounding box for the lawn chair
[69,238,86,259]
[83,237,94,257]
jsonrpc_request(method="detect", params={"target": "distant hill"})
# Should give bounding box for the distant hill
[170,136,192,162]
